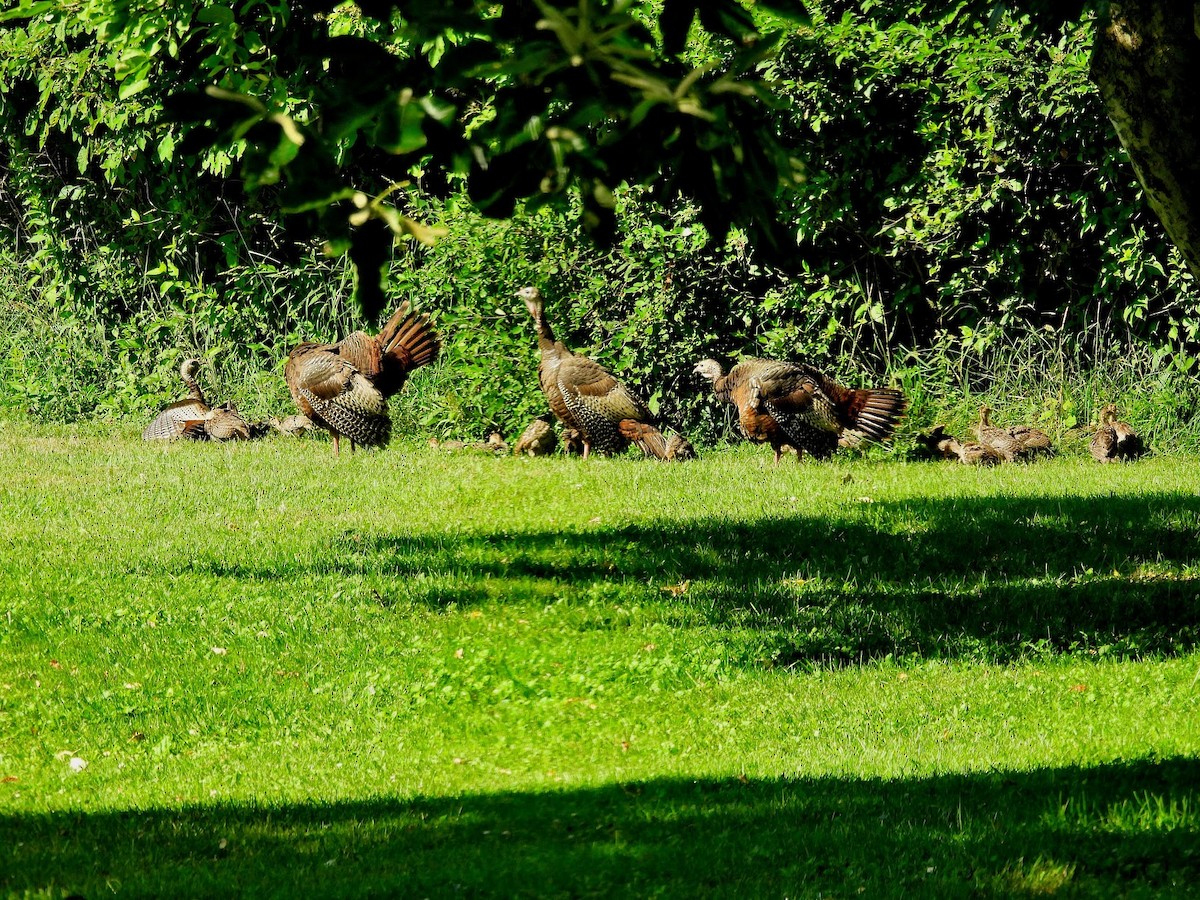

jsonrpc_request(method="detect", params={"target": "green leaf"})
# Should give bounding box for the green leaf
[118,77,150,101]
[0,1,53,23]
[195,6,235,26]
[376,91,428,156]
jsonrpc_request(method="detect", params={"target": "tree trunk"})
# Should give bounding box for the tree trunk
[1090,2,1200,278]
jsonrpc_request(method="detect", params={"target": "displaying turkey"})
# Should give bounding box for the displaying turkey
[285,300,440,455]
[518,286,689,460]
[972,405,1053,461]
[143,359,211,441]
[143,360,220,444]
[693,357,907,463]
[1090,404,1146,463]
[143,361,259,442]
[513,417,558,456]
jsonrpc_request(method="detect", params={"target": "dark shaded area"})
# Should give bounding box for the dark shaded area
[3,758,1196,897]
[163,490,1200,664]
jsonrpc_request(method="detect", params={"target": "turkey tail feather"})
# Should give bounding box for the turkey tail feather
[380,302,440,372]
[843,388,908,443]
[618,420,670,459]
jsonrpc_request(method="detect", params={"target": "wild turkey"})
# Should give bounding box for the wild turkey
[1008,423,1053,455]
[430,433,508,453]
[953,439,1004,466]
[269,413,315,436]
[973,405,1053,461]
[517,286,687,460]
[563,427,586,455]
[513,417,558,456]
[143,359,209,441]
[285,301,440,455]
[917,424,960,460]
[617,420,697,461]
[197,403,253,441]
[664,432,697,460]
[693,357,907,463]
[1091,404,1146,463]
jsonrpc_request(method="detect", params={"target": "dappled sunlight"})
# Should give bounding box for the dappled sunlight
[121,489,1200,665]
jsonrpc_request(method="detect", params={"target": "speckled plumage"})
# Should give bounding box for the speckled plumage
[270,413,315,436]
[201,404,253,441]
[518,286,688,460]
[143,359,210,441]
[973,406,1054,462]
[285,301,439,455]
[513,417,558,456]
[1090,404,1145,463]
[694,357,907,464]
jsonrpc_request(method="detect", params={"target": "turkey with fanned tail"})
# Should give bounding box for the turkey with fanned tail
[285,300,440,455]
[694,357,907,463]
[143,359,210,441]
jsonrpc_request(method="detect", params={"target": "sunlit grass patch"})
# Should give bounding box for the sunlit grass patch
[1,428,1199,897]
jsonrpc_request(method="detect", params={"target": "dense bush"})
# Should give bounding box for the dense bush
[3,2,1200,447]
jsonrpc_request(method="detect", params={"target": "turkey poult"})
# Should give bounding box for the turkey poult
[518,286,690,460]
[285,301,440,455]
[917,424,960,460]
[513,417,558,456]
[1091,404,1146,463]
[197,403,253,441]
[693,357,907,463]
[269,413,315,436]
[430,433,508,453]
[973,405,1053,461]
[952,439,1004,466]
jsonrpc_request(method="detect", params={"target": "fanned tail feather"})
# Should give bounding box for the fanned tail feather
[379,301,440,373]
[843,388,908,444]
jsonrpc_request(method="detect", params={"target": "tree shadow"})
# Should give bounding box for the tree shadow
[170,492,1200,664]
[3,757,1197,897]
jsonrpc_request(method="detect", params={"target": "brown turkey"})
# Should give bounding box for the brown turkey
[269,413,315,436]
[973,405,1053,462]
[143,359,211,441]
[285,301,439,455]
[193,403,253,441]
[1090,404,1146,463]
[916,424,960,460]
[517,286,690,460]
[513,416,558,456]
[694,357,907,463]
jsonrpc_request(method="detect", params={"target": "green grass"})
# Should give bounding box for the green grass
[2,424,1199,897]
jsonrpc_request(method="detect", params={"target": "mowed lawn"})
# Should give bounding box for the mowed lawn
[2,423,1199,897]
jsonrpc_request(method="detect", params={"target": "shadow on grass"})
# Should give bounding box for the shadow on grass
[4,758,1197,897]
[173,492,1200,663]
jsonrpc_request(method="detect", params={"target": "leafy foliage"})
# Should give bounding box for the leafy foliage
[37,0,810,320]
[3,1,1200,445]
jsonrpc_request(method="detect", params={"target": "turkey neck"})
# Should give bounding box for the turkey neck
[531,306,558,352]
[182,369,206,405]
